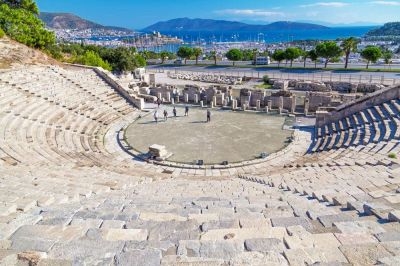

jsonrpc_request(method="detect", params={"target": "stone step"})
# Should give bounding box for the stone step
[177,240,244,260]
[339,243,394,265]
[363,202,394,220]
[283,247,348,265]
[388,210,400,222]
[270,217,314,231]
[317,213,356,228]
[200,227,286,241]
[244,238,285,252]
[161,255,225,266]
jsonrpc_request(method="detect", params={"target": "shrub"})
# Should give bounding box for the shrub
[73,50,112,71]
[262,75,270,84]
[45,44,63,60]
[0,27,5,38]
[388,153,397,159]
[0,4,56,49]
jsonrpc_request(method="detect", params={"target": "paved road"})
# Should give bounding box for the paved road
[148,65,400,84]
[152,59,400,71]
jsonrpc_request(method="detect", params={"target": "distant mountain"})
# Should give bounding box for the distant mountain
[296,20,381,27]
[142,18,329,32]
[39,12,134,33]
[366,22,400,36]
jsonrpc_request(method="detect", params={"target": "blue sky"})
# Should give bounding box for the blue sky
[36,0,400,29]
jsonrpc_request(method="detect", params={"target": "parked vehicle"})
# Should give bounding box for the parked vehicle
[174,59,183,65]
[253,56,270,65]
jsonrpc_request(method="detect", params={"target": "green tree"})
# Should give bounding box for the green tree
[284,47,302,67]
[301,49,308,68]
[240,49,254,61]
[59,44,145,72]
[262,75,269,84]
[59,43,85,57]
[272,49,286,67]
[308,49,318,68]
[99,47,145,72]
[177,46,193,64]
[74,50,112,71]
[1,0,39,14]
[192,47,202,65]
[315,41,342,68]
[134,54,146,68]
[139,50,158,60]
[159,50,169,64]
[382,49,393,65]
[341,37,359,69]
[210,50,217,65]
[225,48,243,66]
[360,46,382,69]
[252,48,258,65]
[45,44,63,60]
[0,27,4,38]
[0,3,55,49]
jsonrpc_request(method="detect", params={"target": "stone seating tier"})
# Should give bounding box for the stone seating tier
[0,65,399,265]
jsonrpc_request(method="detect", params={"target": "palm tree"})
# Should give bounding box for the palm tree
[382,49,393,69]
[302,49,308,68]
[341,37,359,69]
[159,51,168,64]
[193,47,203,65]
[252,48,258,65]
[210,50,217,65]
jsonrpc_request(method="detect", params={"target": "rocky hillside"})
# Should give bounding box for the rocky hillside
[366,22,400,36]
[0,36,58,69]
[39,12,133,33]
[143,18,329,32]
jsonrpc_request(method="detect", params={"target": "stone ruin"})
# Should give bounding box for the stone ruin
[168,72,243,85]
[273,80,289,90]
[295,81,329,92]
[129,74,384,116]
[148,144,172,161]
[270,79,387,94]
[265,90,296,114]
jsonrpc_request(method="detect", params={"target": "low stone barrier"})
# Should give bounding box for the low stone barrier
[93,68,145,110]
[272,79,388,93]
[65,63,145,110]
[316,85,400,127]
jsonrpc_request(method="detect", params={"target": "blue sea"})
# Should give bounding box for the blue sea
[162,26,375,43]
[86,26,376,52]
[139,26,376,52]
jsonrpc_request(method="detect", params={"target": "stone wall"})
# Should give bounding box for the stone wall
[92,67,145,110]
[250,90,266,107]
[66,63,145,109]
[316,86,400,127]
[183,84,201,102]
[294,81,329,92]
[272,79,387,93]
[150,85,176,102]
[273,80,288,90]
[307,92,333,112]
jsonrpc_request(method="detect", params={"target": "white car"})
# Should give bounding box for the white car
[174,59,183,65]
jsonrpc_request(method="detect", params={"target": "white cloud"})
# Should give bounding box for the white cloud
[300,2,349,8]
[306,11,320,17]
[370,1,400,6]
[214,9,285,17]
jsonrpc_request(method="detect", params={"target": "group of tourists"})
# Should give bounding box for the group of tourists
[153,105,211,123]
